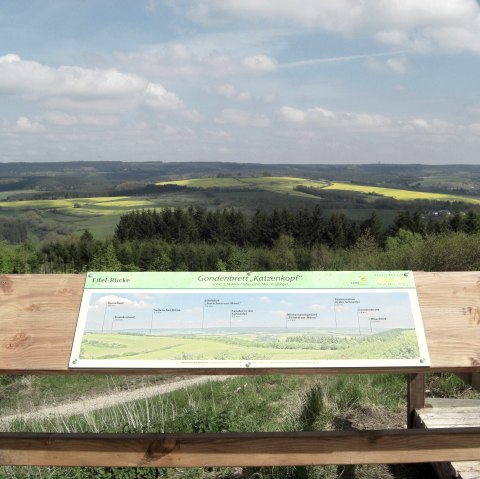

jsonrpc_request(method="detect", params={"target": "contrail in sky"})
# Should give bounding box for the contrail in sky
[279,50,406,68]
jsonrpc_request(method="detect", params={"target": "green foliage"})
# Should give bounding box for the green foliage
[1,205,480,274]
[2,374,411,478]
[90,242,122,271]
[426,373,480,398]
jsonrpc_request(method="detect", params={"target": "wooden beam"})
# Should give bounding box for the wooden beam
[1,429,480,467]
[407,373,425,428]
[1,272,480,374]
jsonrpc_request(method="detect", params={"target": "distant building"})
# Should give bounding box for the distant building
[433,210,451,217]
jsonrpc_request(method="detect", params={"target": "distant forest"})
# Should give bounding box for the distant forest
[114,206,480,246]
[1,206,480,274]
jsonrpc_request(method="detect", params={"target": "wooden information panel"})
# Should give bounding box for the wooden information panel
[70,271,429,369]
[0,271,479,374]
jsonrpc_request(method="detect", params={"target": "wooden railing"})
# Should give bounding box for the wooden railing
[0,272,479,467]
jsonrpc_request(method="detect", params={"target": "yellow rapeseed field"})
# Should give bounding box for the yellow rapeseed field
[325,182,480,204]
[157,176,328,198]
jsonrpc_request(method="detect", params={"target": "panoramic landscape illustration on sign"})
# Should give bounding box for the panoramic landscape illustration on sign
[70,271,429,369]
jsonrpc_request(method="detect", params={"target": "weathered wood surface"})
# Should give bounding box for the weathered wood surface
[426,398,480,408]
[0,272,479,374]
[1,429,480,467]
[415,403,480,479]
[418,407,480,427]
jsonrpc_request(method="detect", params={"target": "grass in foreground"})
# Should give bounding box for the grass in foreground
[1,373,455,479]
[0,375,170,417]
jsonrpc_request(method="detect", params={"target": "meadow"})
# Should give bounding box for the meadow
[157,176,330,198]
[1,175,479,240]
[3,372,476,479]
[157,175,480,203]
[79,329,419,362]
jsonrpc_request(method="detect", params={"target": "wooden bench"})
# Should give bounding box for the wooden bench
[0,271,479,469]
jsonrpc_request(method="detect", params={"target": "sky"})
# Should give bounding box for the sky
[1,0,480,164]
[85,291,415,332]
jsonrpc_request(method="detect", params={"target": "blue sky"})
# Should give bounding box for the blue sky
[85,291,415,332]
[1,0,480,164]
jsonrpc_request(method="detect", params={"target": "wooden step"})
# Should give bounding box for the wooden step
[416,400,480,479]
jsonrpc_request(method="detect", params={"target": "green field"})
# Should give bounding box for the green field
[1,175,479,240]
[80,329,419,362]
[158,175,480,204]
[157,176,329,198]
[0,196,154,211]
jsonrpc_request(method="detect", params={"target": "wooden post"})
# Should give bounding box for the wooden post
[407,373,425,428]
[457,372,480,391]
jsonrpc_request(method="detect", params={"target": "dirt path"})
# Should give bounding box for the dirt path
[0,375,232,426]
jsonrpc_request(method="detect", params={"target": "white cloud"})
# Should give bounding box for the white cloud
[189,0,480,54]
[348,112,392,129]
[279,105,469,136]
[280,105,392,131]
[385,57,408,74]
[0,54,184,112]
[145,0,162,13]
[404,118,459,134]
[219,108,270,127]
[0,54,21,64]
[470,123,480,134]
[207,129,232,138]
[217,84,251,101]
[116,43,197,79]
[14,116,46,133]
[185,306,204,313]
[143,82,184,110]
[0,54,144,97]
[279,106,307,123]
[91,295,148,310]
[44,110,118,126]
[410,118,430,129]
[243,54,278,73]
[218,84,236,98]
[188,0,365,32]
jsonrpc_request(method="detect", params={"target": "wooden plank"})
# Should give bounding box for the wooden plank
[1,429,480,467]
[0,274,84,372]
[420,407,480,417]
[421,419,480,427]
[415,405,480,479]
[415,272,480,372]
[0,272,480,374]
[426,398,480,408]
[450,461,480,479]
[417,406,480,428]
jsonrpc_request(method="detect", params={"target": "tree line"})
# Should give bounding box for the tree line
[1,205,480,275]
[114,206,480,248]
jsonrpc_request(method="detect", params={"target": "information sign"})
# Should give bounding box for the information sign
[69,271,429,369]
